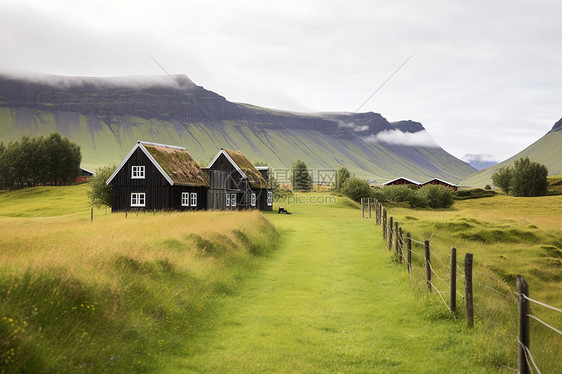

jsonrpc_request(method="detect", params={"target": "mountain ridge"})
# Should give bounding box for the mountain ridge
[461,118,562,187]
[0,73,476,183]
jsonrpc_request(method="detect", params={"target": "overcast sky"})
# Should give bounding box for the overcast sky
[1,0,560,162]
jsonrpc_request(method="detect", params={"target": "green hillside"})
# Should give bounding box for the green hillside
[461,122,562,187]
[0,107,475,184]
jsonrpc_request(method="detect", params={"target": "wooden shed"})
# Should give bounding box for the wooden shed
[422,178,458,191]
[75,167,95,184]
[383,177,422,187]
[204,149,273,211]
[106,141,209,212]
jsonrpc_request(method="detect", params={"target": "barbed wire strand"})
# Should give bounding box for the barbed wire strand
[520,294,562,313]
[527,314,562,336]
[429,281,453,316]
[519,339,541,374]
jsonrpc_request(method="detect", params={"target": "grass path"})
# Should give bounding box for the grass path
[164,202,493,373]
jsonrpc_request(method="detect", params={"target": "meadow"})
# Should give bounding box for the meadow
[0,186,278,372]
[384,193,562,372]
[0,185,560,373]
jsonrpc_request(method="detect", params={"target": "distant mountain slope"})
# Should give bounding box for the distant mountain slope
[0,73,476,183]
[461,119,562,187]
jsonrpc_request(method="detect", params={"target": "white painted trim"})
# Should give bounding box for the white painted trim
[206,149,247,179]
[422,178,457,187]
[383,177,422,186]
[106,142,142,185]
[106,140,176,186]
[137,142,175,185]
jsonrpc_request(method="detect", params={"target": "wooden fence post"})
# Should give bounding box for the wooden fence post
[361,198,365,218]
[517,275,530,374]
[125,211,128,219]
[464,253,474,328]
[91,207,93,222]
[394,221,399,256]
[424,240,431,291]
[407,232,412,275]
[375,200,379,225]
[368,198,372,218]
[388,217,394,251]
[398,227,403,263]
[383,209,387,241]
[450,247,457,314]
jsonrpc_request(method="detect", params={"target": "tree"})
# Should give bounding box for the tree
[340,177,372,202]
[511,157,548,197]
[290,160,312,191]
[333,167,351,193]
[491,166,513,195]
[87,165,117,208]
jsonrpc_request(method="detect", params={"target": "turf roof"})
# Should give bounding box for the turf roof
[223,149,269,189]
[144,144,209,187]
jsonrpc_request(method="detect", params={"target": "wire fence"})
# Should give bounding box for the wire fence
[362,197,562,374]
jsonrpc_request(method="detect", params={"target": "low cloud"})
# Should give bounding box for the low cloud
[363,129,439,147]
[461,153,497,163]
[338,121,369,132]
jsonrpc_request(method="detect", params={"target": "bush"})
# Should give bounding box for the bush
[87,165,117,207]
[484,184,492,190]
[454,188,496,200]
[340,177,372,202]
[418,185,454,209]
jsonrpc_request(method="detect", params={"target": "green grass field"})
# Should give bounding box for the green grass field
[0,185,560,372]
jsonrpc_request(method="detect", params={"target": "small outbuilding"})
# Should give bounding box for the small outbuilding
[76,167,95,184]
[205,149,273,211]
[106,141,209,212]
[422,178,458,191]
[383,177,422,187]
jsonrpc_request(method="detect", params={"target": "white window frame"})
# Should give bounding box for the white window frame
[226,193,231,207]
[251,193,256,207]
[131,165,145,179]
[267,191,273,206]
[190,192,197,207]
[181,192,189,207]
[131,192,146,207]
[230,194,236,207]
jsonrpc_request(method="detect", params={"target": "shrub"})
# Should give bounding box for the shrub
[87,164,117,207]
[340,177,372,202]
[418,185,454,209]
[484,184,492,190]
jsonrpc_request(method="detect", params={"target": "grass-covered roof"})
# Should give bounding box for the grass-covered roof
[144,143,209,187]
[223,149,269,189]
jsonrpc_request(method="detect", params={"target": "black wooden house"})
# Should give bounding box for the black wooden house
[204,149,273,211]
[106,141,209,211]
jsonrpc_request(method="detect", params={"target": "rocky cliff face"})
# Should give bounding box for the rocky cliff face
[550,118,562,133]
[0,73,420,137]
[0,73,477,183]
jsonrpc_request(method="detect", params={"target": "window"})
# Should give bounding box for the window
[181,192,189,206]
[251,193,256,207]
[190,192,197,207]
[267,191,273,206]
[131,193,146,207]
[226,193,236,207]
[132,165,145,179]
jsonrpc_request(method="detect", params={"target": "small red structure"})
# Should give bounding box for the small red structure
[383,177,422,187]
[75,167,95,184]
[422,178,458,191]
